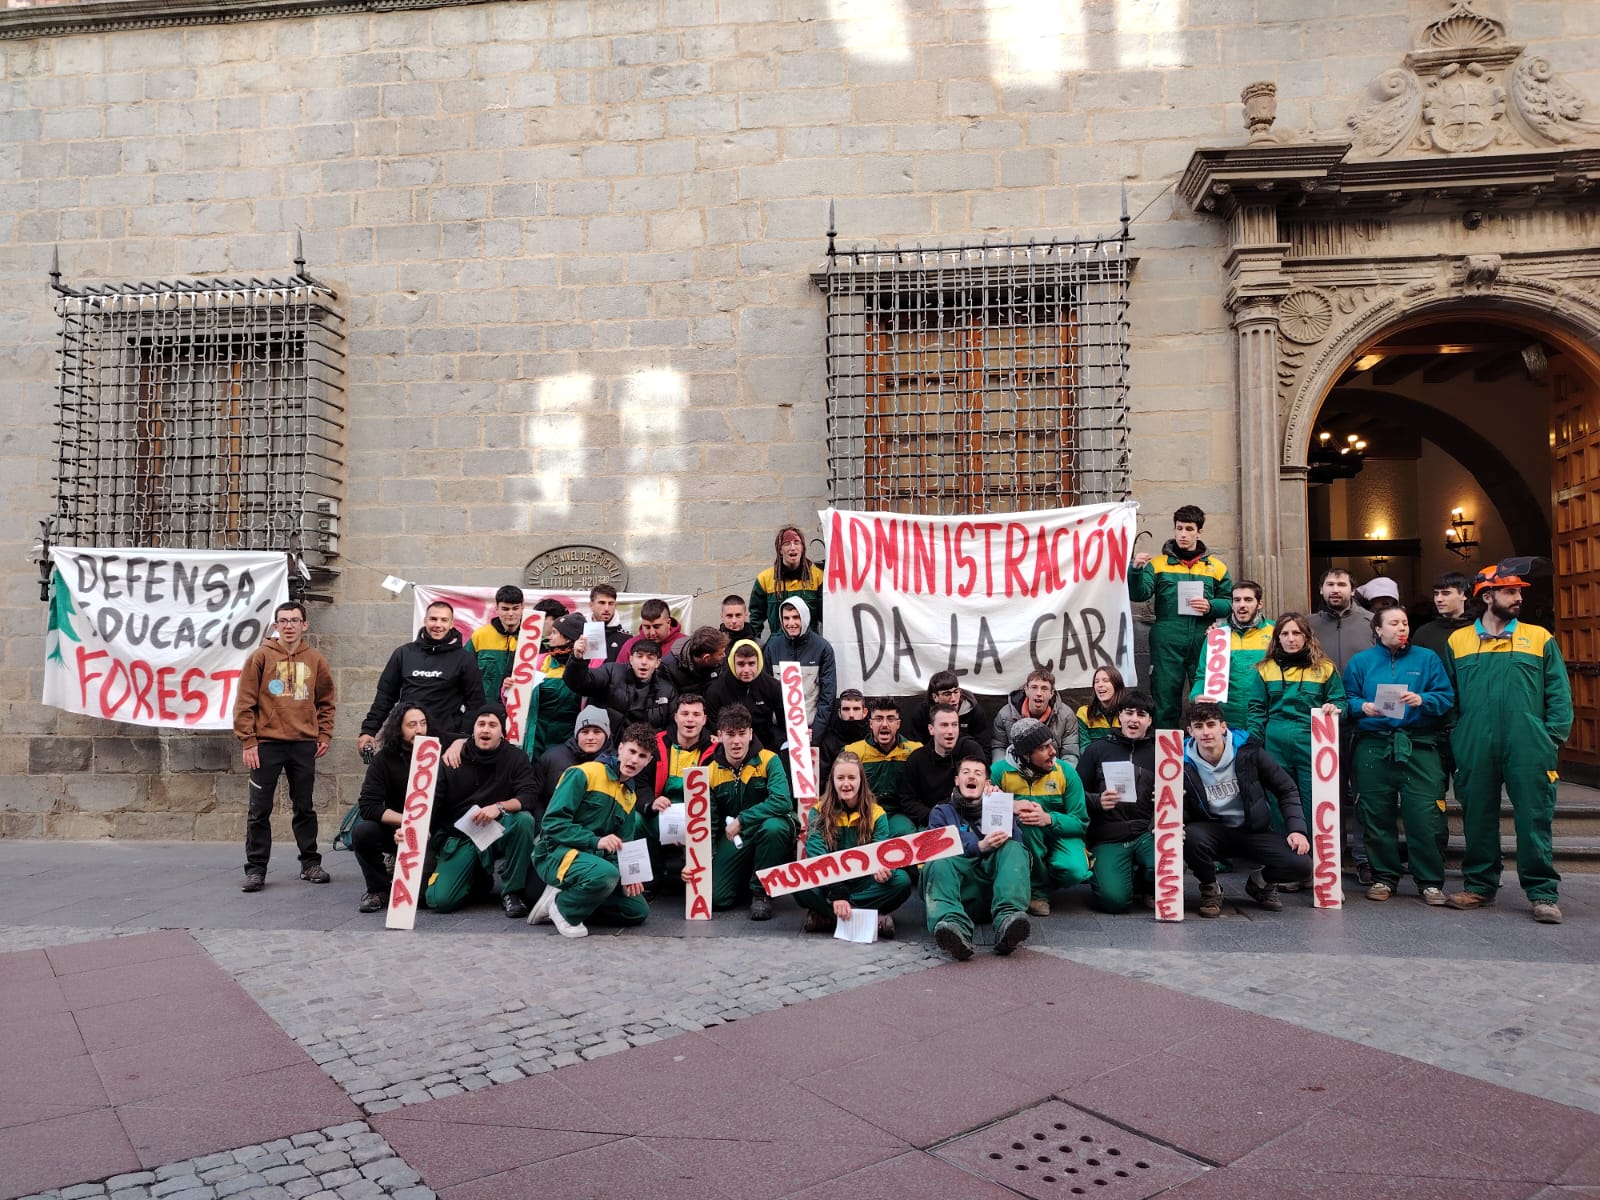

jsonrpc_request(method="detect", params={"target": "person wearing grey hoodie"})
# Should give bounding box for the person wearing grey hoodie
[762,596,837,745]
[1306,567,1374,673]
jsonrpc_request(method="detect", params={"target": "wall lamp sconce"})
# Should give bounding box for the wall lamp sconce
[1445,507,1478,558]
[1366,527,1389,575]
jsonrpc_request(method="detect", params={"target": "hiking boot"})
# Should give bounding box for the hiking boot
[502,892,529,919]
[358,891,385,914]
[934,921,974,962]
[300,864,331,884]
[526,883,560,926]
[1445,891,1493,911]
[241,870,265,893]
[802,911,833,934]
[994,914,1031,956]
[1278,879,1307,893]
[1027,897,1051,917]
[1197,881,1224,918]
[1366,880,1393,902]
[1246,870,1282,912]
[749,894,774,921]
[1532,902,1564,925]
[876,914,895,940]
[1420,886,1447,907]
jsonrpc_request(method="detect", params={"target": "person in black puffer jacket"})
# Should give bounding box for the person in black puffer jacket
[360,601,485,749]
[1077,689,1157,914]
[563,636,676,731]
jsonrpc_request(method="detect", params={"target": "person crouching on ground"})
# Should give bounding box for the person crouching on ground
[1181,700,1311,917]
[923,753,1032,961]
[700,703,796,921]
[350,703,427,914]
[795,751,911,939]
[990,716,1091,916]
[427,706,538,918]
[528,721,657,937]
[1078,689,1158,914]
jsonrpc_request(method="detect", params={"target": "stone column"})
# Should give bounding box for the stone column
[1233,299,1284,606]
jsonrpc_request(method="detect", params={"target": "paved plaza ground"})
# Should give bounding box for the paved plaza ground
[1,839,1597,1199]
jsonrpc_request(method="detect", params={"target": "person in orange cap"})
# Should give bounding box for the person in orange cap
[1440,561,1571,923]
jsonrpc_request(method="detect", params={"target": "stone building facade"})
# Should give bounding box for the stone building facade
[2,0,1599,838]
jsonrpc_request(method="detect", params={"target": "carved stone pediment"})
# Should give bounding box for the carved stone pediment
[1346,0,1600,159]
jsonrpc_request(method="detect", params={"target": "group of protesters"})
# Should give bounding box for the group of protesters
[232,512,1574,962]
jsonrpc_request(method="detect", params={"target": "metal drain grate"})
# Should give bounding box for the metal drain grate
[933,1099,1208,1199]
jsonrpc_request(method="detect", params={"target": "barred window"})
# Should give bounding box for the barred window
[50,269,346,571]
[816,239,1132,514]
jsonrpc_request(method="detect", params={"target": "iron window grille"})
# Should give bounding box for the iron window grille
[815,234,1132,515]
[48,258,346,583]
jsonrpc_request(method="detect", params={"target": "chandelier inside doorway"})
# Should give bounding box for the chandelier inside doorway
[1307,428,1366,485]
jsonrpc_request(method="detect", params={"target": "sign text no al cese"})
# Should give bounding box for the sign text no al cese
[820,502,1139,695]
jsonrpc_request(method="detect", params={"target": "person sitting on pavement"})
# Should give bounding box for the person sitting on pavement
[532,707,612,823]
[993,667,1079,766]
[698,703,795,921]
[1187,580,1272,741]
[1344,605,1455,906]
[903,670,992,751]
[528,721,656,938]
[763,596,837,747]
[705,638,782,751]
[924,753,1033,961]
[427,706,539,918]
[563,633,676,731]
[844,696,923,837]
[1181,699,1311,918]
[794,751,912,939]
[359,600,484,756]
[900,703,986,834]
[468,584,524,707]
[989,716,1091,917]
[659,625,728,693]
[817,689,868,782]
[1076,665,1125,749]
[1078,689,1158,914]
[350,704,427,914]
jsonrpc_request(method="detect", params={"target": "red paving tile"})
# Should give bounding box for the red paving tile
[0,1009,86,1066]
[0,1108,140,1200]
[375,1073,631,1134]
[43,929,203,976]
[374,1116,620,1189]
[553,1032,778,1131]
[0,948,55,983]
[72,984,271,1054]
[437,1136,714,1200]
[775,1150,1018,1200]
[0,976,67,1020]
[92,1023,309,1105]
[642,1131,906,1199]
[640,1078,909,1146]
[1160,1167,1546,1199]
[0,1052,109,1108]
[699,993,926,1077]
[55,952,228,1011]
[0,1101,99,1133]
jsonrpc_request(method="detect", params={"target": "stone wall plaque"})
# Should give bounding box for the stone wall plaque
[523,544,627,593]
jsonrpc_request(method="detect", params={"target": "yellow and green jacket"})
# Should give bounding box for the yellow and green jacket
[533,758,643,885]
[1444,619,1573,748]
[1259,657,1346,745]
[804,801,889,859]
[525,650,582,763]
[1190,617,1273,739]
[469,620,518,707]
[709,744,793,839]
[989,756,1089,840]
[1128,540,1233,627]
[1076,705,1116,747]
[749,563,825,640]
[843,736,922,815]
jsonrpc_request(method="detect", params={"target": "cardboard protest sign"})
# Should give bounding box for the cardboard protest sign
[43,548,289,730]
[756,824,963,898]
[778,660,820,852]
[1153,728,1185,922]
[1199,624,1231,702]
[501,610,546,745]
[821,502,1138,694]
[1311,710,1343,909]
[387,736,442,931]
[682,765,713,920]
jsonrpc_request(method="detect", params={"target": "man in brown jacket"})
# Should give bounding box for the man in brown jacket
[234,601,337,892]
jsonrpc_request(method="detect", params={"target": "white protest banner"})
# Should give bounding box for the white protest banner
[410,586,692,648]
[1310,710,1343,910]
[43,548,290,731]
[683,765,713,920]
[501,610,546,745]
[778,661,820,852]
[1153,728,1185,922]
[1199,624,1231,703]
[821,502,1138,695]
[756,825,963,898]
[387,735,442,931]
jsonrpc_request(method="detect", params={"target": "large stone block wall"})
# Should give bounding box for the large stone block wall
[1,0,1596,837]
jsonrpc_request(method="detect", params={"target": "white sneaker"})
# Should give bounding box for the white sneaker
[551,903,589,939]
[526,884,560,926]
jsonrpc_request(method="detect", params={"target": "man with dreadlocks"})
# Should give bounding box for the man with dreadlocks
[748,524,825,640]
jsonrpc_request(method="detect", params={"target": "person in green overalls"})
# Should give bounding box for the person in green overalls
[1443,561,1573,924]
[1129,506,1234,729]
[990,717,1091,916]
[1343,606,1455,905]
[794,751,912,938]
[1188,580,1272,741]
[1258,612,1346,833]
[923,753,1033,960]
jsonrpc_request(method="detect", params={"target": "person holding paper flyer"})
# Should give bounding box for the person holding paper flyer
[795,751,911,938]
[1076,665,1126,749]
[748,524,825,640]
[587,584,630,663]
[1442,562,1572,924]
[563,634,676,731]
[1128,506,1234,729]
[1258,613,1347,834]
[234,601,336,893]
[924,754,1033,960]
[845,697,924,837]
[467,585,524,706]
[1344,607,1455,905]
[350,704,429,913]
[762,597,836,745]
[642,694,718,882]
[426,707,538,918]
[1181,700,1311,917]
[528,722,656,937]
[990,717,1092,916]
[1078,690,1159,914]
[993,668,1079,766]
[702,703,795,920]
[705,639,782,751]
[1188,581,1272,740]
